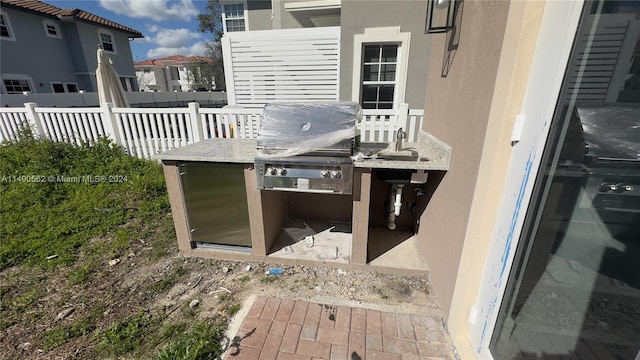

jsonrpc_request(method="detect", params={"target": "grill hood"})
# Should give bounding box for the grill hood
[256,102,361,158]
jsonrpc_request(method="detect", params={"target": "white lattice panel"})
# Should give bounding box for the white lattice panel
[222,27,340,107]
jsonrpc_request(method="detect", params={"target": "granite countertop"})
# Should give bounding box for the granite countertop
[354,131,450,170]
[155,138,257,163]
[156,131,451,171]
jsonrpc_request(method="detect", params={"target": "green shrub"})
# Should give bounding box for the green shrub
[0,134,169,270]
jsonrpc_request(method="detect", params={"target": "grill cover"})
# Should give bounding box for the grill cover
[256,102,361,158]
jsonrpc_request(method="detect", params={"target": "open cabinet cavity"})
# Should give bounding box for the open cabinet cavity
[262,191,353,264]
[366,169,430,272]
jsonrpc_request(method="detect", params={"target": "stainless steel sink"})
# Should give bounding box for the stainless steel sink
[376,149,420,161]
[376,169,415,184]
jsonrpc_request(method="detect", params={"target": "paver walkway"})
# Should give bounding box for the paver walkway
[224,296,455,360]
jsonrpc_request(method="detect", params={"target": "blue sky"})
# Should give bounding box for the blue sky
[46,0,213,61]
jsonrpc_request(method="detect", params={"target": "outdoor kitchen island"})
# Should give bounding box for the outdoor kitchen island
[158,129,450,276]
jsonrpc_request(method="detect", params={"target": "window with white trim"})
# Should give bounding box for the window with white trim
[351,27,410,110]
[361,44,398,109]
[43,20,61,38]
[223,3,246,32]
[51,82,65,93]
[1,12,15,41]
[3,78,32,93]
[98,30,116,53]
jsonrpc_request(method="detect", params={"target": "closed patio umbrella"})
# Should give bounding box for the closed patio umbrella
[96,45,130,108]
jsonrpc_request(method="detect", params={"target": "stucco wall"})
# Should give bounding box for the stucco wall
[339,0,431,109]
[74,21,137,78]
[0,7,137,93]
[0,8,76,93]
[247,0,273,30]
[440,2,547,357]
[417,0,511,316]
[248,0,314,30]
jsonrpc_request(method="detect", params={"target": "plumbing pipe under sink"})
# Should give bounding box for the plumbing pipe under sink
[387,183,405,230]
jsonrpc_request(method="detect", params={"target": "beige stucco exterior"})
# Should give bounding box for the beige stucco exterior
[417,1,548,357]
[339,0,432,109]
[418,0,511,315]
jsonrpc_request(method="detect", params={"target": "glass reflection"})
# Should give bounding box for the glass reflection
[491,1,640,359]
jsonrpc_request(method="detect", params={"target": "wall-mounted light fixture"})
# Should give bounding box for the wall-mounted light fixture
[425,0,457,33]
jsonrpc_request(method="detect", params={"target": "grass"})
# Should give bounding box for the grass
[39,303,107,351]
[94,310,159,356]
[0,132,230,358]
[228,303,242,316]
[0,130,169,271]
[260,275,281,284]
[155,320,227,360]
[236,275,251,284]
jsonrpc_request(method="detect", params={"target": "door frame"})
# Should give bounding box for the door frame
[468,0,585,357]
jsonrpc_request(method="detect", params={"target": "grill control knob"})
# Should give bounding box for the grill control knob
[266,167,276,175]
[331,170,341,178]
[277,168,287,176]
[320,170,329,178]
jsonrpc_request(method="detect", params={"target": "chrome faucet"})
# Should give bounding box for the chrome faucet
[395,127,406,151]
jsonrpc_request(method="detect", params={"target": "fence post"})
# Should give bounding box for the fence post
[24,102,45,138]
[101,102,122,146]
[188,102,204,143]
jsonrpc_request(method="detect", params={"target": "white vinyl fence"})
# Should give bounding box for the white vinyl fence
[0,102,423,159]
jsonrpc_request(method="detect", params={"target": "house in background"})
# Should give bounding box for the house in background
[0,0,142,95]
[135,55,215,92]
[219,0,431,109]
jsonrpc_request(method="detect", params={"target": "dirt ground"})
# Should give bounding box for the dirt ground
[1,236,448,359]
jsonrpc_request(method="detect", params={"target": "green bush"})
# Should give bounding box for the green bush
[0,133,169,270]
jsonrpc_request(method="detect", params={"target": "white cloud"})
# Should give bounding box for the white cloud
[99,0,199,22]
[146,24,160,33]
[147,41,207,58]
[155,28,201,48]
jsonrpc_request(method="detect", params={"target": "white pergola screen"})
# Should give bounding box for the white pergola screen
[222,27,340,107]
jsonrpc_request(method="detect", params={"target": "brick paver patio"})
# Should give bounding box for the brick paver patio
[224,296,455,360]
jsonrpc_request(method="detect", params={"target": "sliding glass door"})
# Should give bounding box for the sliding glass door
[491,1,640,358]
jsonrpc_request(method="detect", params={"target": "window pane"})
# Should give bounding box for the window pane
[46,24,57,35]
[363,64,379,81]
[224,4,244,18]
[378,85,394,101]
[381,46,398,62]
[364,45,380,63]
[361,85,378,102]
[378,102,393,109]
[1,14,10,38]
[381,64,396,81]
[65,84,78,92]
[362,102,377,109]
[52,83,65,93]
[226,19,245,32]
[4,79,31,93]
[100,33,114,51]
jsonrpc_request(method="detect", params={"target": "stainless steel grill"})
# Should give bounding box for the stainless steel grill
[254,102,361,195]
